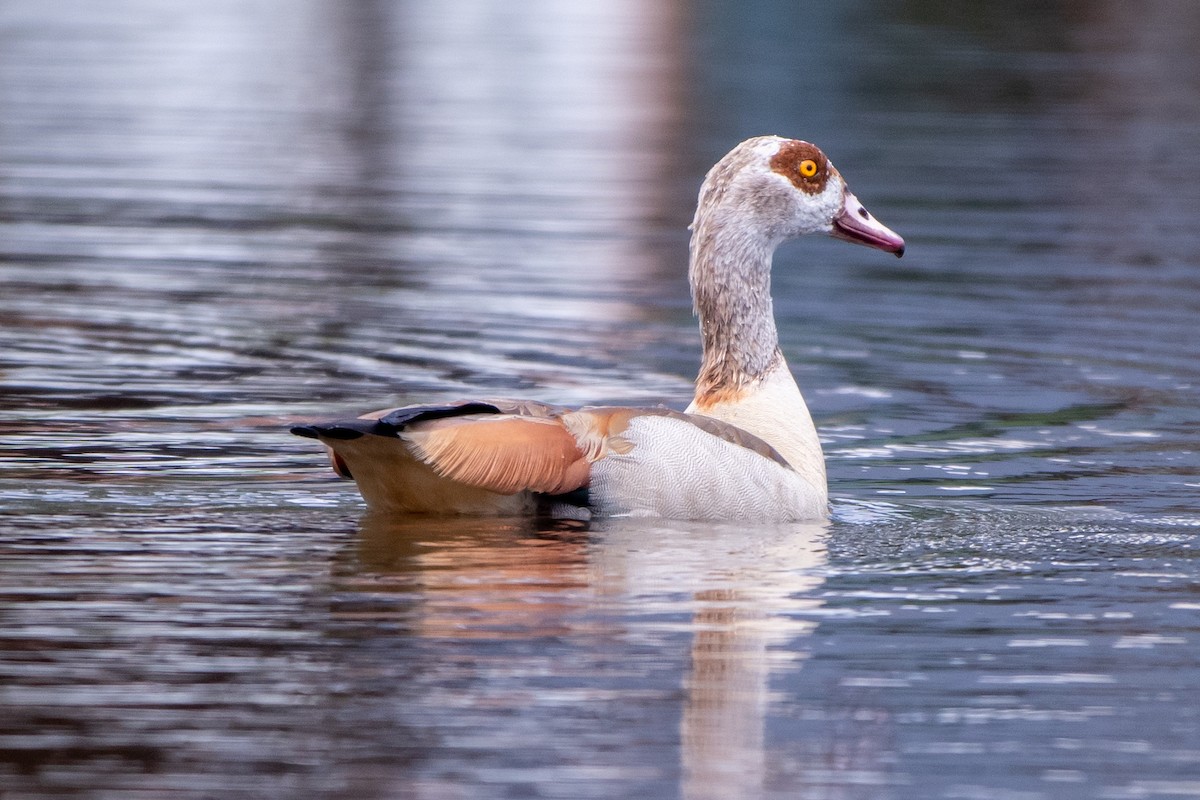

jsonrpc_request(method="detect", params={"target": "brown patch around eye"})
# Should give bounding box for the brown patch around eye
[769,140,829,195]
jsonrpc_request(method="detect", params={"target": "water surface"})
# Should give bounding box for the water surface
[2,1,1199,798]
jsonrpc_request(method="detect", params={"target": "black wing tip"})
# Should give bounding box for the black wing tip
[289,423,367,441]
[378,401,502,428]
[292,401,505,442]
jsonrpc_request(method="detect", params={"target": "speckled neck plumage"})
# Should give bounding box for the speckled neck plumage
[689,216,784,407]
[687,140,799,407]
[688,137,849,409]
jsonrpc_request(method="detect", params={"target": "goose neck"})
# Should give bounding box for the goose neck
[689,219,784,406]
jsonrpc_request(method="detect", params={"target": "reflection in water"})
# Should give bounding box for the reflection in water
[352,515,592,640]
[351,515,828,799]
[670,526,825,800]
[594,521,827,799]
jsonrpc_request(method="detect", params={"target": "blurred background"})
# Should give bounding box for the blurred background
[1,1,1198,798]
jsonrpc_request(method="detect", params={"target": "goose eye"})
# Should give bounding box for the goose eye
[798,159,818,178]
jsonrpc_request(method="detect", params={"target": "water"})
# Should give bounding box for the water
[2,1,1199,798]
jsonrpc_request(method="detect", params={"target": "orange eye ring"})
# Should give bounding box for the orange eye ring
[798,159,818,178]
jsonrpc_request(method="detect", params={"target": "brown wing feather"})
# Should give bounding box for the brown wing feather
[400,415,589,496]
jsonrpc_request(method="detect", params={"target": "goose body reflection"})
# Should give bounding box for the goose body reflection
[347,514,830,800]
[293,137,904,520]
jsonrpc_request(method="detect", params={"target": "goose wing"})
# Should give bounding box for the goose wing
[292,400,589,496]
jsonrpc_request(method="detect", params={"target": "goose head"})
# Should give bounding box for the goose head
[688,136,906,418]
[692,136,905,257]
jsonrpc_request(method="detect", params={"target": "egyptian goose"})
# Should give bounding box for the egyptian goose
[292,136,904,520]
